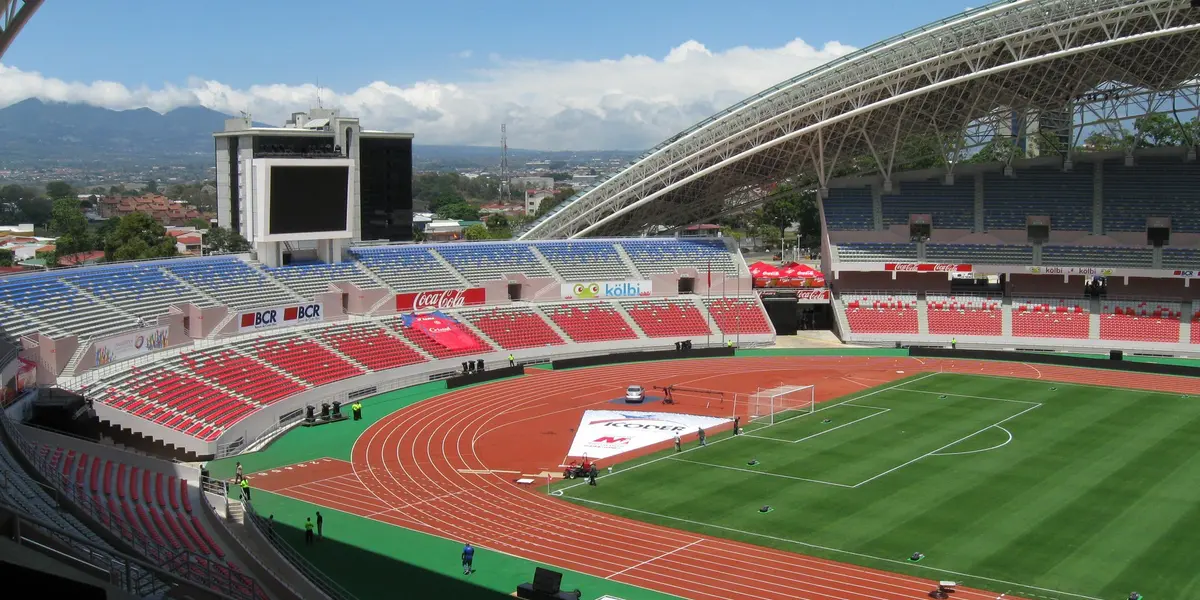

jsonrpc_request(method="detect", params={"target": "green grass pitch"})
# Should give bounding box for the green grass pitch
[552,372,1200,599]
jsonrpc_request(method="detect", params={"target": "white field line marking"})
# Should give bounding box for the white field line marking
[742,407,890,444]
[565,497,1104,600]
[366,490,471,516]
[931,426,1013,457]
[667,457,854,488]
[553,372,941,494]
[852,403,1043,488]
[892,388,1042,406]
[605,539,704,580]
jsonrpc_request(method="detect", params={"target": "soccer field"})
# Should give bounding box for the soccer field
[553,372,1200,599]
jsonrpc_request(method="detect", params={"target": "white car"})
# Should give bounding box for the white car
[625,385,646,403]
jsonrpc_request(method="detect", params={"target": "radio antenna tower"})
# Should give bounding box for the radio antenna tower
[499,123,511,203]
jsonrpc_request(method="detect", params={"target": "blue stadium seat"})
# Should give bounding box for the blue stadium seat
[349,246,463,291]
[534,241,632,281]
[1104,158,1200,233]
[823,188,873,231]
[881,177,974,230]
[983,164,1094,231]
[834,243,918,262]
[263,262,381,299]
[616,239,737,275]
[434,243,551,284]
[163,257,297,309]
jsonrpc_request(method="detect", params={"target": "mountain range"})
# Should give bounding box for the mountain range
[0,99,641,169]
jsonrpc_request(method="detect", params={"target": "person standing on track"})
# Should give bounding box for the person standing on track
[733,416,741,435]
[316,511,323,540]
[588,462,599,486]
[698,427,707,446]
[304,518,314,545]
[674,432,681,452]
[462,542,475,575]
[508,353,515,367]
[235,462,244,483]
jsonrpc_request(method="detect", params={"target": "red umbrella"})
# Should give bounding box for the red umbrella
[748,261,775,277]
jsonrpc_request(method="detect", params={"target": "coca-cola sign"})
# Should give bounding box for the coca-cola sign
[395,288,487,312]
[884,263,973,273]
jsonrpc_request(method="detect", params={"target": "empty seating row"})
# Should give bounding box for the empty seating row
[263,262,382,299]
[925,244,1032,265]
[314,321,428,371]
[842,293,919,334]
[64,263,216,320]
[349,246,463,291]
[235,335,365,387]
[436,243,551,283]
[0,272,139,338]
[458,306,565,350]
[618,239,737,275]
[1099,300,1182,343]
[536,241,633,282]
[983,165,1094,231]
[703,298,773,334]
[180,347,306,405]
[165,257,298,310]
[1013,298,1089,339]
[1104,158,1200,233]
[926,294,1002,336]
[621,299,712,338]
[834,243,918,262]
[881,177,975,229]
[541,303,639,342]
[1042,245,1153,268]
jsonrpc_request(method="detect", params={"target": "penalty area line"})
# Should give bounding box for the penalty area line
[552,372,939,495]
[564,496,1104,600]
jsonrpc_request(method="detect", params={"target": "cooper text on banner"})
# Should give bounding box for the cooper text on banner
[566,410,732,460]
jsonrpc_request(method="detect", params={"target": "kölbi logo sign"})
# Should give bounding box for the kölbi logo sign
[238,302,324,332]
[396,288,486,312]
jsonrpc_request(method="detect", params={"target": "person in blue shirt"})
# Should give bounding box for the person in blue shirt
[462,542,474,575]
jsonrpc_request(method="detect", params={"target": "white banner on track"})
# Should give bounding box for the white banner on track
[566,410,732,460]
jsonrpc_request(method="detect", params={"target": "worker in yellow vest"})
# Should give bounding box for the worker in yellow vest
[239,477,251,502]
[352,401,363,421]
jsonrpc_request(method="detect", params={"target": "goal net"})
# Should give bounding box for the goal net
[736,385,815,425]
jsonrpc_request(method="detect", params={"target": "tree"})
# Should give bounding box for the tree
[759,187,818,246]
[438,202,480,221]
[14,197,52,227]
[463,223,489,240]
[0,248,13,267]
[48,198,94,260]
[534,187,576,218]
[45,181,74,200]
[485,213,509,230]
[204,226,251,254]
[187,217,211,230]
[145,180,159,194]
[101,212,177,262]
[1079,129,1133,152]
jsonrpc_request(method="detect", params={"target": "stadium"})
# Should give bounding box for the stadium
[2,1,1200,599]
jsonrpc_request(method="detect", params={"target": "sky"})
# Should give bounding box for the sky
[1,0,981,150]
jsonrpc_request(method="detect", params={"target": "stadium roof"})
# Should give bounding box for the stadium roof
[0,0,41,60]
[520,0,1200,239]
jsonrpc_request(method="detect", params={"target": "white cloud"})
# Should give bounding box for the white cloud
[0,39,854,150]
[453,50,473,59]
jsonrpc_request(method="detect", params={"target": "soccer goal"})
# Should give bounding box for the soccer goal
[735,385,815,425]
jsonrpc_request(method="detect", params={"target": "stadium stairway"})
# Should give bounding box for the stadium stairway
[159,267,225,307]
[300,330,374,373]
[612,244,647,278]
[691,297,723,342]
[532,305,574,342]
[608,301,650,339]
[425,249,475,288]
[1001,298,1014,337]
[527,246,567,281]
[916,298,930,335]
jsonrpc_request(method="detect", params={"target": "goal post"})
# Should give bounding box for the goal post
[736,385,815,425]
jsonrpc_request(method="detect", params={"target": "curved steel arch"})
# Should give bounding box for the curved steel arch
[520,0,1200,240]
[0,0,42,61]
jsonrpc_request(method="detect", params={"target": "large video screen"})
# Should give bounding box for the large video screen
[269,166,349,235]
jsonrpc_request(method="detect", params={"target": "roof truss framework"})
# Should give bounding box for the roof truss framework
[520,0,1200,240]
[0,0,41,61]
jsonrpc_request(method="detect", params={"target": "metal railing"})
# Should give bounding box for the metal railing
[242,498,359,600]
[0,407,267,600]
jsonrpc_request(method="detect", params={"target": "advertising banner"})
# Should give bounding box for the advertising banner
[566,410,732,460]
[884,263,973,273]
[756,289,831,301]
[1173,270,1200,278]
[1026,266,1116,276]
[401,311,483,351]
[238,302,324,333]
[93,326,170,367]
[395,288,486,312]
[561,281,653,300]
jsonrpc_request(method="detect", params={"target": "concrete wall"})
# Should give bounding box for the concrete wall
[337,282,390,314]
[73,320,193,374]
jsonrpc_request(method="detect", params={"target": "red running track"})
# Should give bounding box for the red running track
[253,356,1200,600]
